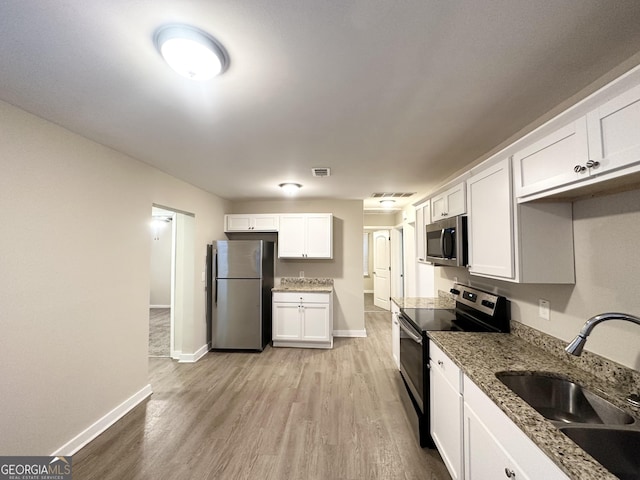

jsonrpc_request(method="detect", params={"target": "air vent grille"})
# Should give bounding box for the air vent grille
[371,192,416,198]
[312,167,331,177]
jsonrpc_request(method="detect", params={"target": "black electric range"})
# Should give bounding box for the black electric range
[398,284,510,448]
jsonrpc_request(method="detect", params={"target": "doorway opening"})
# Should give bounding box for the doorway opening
[149,207,174,357]
[149,205,195,360]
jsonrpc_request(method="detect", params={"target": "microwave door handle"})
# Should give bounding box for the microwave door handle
[440,229,446,258]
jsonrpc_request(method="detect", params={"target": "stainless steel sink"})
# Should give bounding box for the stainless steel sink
[560,427,640,480]
[496,372,634,425]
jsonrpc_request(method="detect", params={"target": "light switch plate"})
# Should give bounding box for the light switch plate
[539,299,550,321]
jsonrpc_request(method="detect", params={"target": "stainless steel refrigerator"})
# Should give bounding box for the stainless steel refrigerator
[206,240,274,351]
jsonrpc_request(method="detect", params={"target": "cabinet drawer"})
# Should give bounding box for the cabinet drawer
[273,292,330,304]
[430,342,462,394]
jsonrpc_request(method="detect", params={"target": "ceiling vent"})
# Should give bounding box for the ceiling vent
[312,167,331,177]
[371,192,416,198]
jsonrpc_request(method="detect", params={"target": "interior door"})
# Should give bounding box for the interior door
[373,230,391,310]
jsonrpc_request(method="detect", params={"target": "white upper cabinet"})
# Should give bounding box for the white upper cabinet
[278,213,333,259]
[431,182,466,221]
[467,158,514,279]
[514,78,640,200]
[415,199,430,262]
[225,214,279,232]
[586,82,640,174]
[513,119,589,198]
[467,157,575,283]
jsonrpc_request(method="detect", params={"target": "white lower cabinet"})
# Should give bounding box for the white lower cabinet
[391,302,400,369]
[463,376,569,480]
[430,342,463,480]
[272,292,333,348]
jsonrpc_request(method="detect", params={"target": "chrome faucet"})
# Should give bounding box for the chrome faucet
[565,312,640,356]
[565,312,640,407]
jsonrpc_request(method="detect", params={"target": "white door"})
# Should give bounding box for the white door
[373,230,390,310]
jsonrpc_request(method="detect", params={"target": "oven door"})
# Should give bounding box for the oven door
[398,314,425,412]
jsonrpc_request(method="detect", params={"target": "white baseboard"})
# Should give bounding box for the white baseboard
[178,344,208,363]
[364,290,374,294]
[333,329,367,337]
[149,304,171,309]
[51,383,152,456]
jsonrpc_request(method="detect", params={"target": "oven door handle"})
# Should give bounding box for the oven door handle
[399,316,423,344]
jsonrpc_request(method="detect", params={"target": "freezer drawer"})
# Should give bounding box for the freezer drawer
[212,278,262,349]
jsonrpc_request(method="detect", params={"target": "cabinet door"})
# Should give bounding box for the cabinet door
[513,119,589,198]
[467,158,514,279]
[278,215,306,258]
[587,82,640,174]
[305,214,333,259]
[464,402,525,480]
[430,357,463,479]
[445,183,466,217]
[431,194,447,220]
[225,214,252,231]
[252,214,279,231]
[272,302,301,340]
[301,303,331,342]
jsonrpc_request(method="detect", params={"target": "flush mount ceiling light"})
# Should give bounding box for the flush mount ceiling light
[279,183,302,195]
[380,199,396,208]
[154,25,228,80]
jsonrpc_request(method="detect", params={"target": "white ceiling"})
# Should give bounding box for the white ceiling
[2,1,640,210]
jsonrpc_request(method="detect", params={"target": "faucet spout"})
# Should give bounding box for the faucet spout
[565,312,640,356]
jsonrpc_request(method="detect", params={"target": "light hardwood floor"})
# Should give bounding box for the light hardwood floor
[73,312,451,480]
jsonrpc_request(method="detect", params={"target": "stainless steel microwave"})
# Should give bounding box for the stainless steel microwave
[425,215,467,267]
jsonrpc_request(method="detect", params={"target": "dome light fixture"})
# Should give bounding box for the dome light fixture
[279,183,302,196]
[380,199,396,208]
[154,24,228,80]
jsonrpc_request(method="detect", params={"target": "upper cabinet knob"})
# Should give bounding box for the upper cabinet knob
[574,165,587,173]
[586,160,600,169]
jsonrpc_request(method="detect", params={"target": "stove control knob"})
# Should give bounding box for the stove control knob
[450,288,460,295]
[481,300,495,309]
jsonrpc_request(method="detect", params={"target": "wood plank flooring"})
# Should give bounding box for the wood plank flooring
[73,312,451,480]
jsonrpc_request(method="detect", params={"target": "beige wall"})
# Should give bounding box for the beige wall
[149,214,173,306]
[0,100,229,455]
[231,200,365,333]
[434,188,640,370]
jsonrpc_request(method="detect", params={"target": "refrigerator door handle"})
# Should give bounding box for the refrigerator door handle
[214,249,218,304]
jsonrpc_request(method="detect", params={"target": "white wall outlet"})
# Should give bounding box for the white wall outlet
[539,299,550,321]
[299,271,304,278]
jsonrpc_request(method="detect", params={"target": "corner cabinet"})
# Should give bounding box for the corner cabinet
[272,291,333,349]
[430,342,463,480]
[278,214,333,259]
[463,376,568,480]
[224,214,279,232]
[467,157,575,284]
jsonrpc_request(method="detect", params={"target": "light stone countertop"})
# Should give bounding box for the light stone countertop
[428,329,640,480]
[391,290,455,310]
[272,277,334,293]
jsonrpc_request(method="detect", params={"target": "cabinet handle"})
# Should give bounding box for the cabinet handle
[504,467,516,478]
[574,164,586,173]
[437,360,444,367]
[586,160,600,169]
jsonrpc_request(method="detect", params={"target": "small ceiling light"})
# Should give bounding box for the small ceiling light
[154,25,228,80]
[279,183,302,196]
[380,200,396,208]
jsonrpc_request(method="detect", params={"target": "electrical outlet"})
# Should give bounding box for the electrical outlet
[539,299,550,321]
[299,271,304,278]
